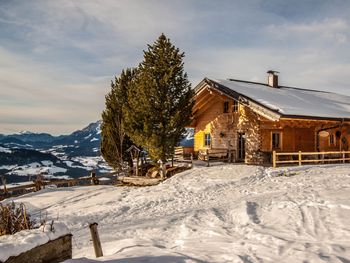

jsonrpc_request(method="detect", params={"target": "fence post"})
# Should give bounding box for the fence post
[89,223,103,258]
[342,151,345,163]
[158,160,166,179]
[135,155,139,177]
[190,153,193,168]
[171,156,174,168]
[206,149,210,167]
[272,151,276,168]
[1,175,7,195]
[298,151,302,166]
[91,171,98,185]
[228,149,232,163]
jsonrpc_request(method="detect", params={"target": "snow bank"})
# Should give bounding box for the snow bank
[7,164,350,262]
[0,146,11,153]
[0,221,70,262]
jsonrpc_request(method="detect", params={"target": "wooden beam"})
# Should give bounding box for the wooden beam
[194,98,218,117]
[193,91,213,112]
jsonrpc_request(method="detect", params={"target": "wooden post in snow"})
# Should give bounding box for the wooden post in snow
[342,151,345,163]
[158,159,166,179]
[322,153,325,164]
[206,149,210,167]
[91,171,98,185]
[272,151,276,168]
[1,175,7,195]
[89,222,103,258]
[190,153,193,168]
[298,151,302,166]
[127,145,141,177]
[135,153,139,177]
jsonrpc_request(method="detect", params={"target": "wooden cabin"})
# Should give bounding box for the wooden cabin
[191,71,350,164]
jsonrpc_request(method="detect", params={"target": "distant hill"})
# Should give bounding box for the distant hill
[6,131,56,143]
[0,121,111,183]
[0,121,101,157]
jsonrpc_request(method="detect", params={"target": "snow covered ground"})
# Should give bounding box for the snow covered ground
[3,163,350,262]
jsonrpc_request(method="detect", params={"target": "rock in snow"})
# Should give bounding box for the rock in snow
[4,164,350,262]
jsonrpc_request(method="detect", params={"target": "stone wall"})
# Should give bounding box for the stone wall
[237,106,263,164]
[3,234,72,263]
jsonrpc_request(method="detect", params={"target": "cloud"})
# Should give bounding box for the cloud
[265,18,349,45]
[0,0,350,134]
[0,47,110,134]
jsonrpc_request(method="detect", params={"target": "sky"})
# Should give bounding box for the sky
[0,0,349,135]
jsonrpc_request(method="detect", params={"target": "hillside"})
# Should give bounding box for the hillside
[0,123,193,183]
[0,121,112,183]
[6,163,350,262]
[0,121,102,156]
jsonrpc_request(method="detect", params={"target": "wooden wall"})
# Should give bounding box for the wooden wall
[318,124,350,151]
[261,126,315,152]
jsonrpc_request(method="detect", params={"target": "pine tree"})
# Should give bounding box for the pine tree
[124,34,194,162]
[101,68,135,171]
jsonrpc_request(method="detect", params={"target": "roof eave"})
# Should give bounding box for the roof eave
[280,115,350,123]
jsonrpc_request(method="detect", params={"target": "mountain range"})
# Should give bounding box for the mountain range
[0,120,102,156]
[0,121,110,184]
[0,121,194,184]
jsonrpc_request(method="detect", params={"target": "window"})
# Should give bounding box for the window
[233,100,239,112]
[272,132,281,150]
[204,133,211,147]
[329,134,335,146]
[223,101,229,113]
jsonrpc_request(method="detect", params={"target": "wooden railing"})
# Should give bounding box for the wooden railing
[272,150,350,168]
[198,148,235,167]
[0,172,117,198]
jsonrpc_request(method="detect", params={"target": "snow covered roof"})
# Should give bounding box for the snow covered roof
[203,78,350,121]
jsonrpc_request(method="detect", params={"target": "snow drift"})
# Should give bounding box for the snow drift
[3,164,350,262]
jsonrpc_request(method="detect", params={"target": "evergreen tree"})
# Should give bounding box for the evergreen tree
[101,68,136,171]
[124,34,194,162]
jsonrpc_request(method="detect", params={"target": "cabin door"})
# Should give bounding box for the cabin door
[237,132,246,161]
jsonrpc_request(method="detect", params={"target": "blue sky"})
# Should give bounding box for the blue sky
[0,0,349,135]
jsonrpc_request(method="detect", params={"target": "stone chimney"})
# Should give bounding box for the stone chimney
[267,70,279,88]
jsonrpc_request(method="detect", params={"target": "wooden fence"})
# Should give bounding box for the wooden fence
[0,172,117,198]
[198,148,235,167]
[272,150,350,168]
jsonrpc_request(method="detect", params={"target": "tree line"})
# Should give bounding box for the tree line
[101,34,194,172]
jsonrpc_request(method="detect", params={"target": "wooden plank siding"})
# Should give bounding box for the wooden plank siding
[260,126,316,152]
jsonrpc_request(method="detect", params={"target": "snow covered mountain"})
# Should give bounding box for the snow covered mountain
[51,120,101,156]
[0,120,102,156]
[179,128,194,147]
[7,131,56,143]
[0,121,111,183]
[0,121,193,183]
